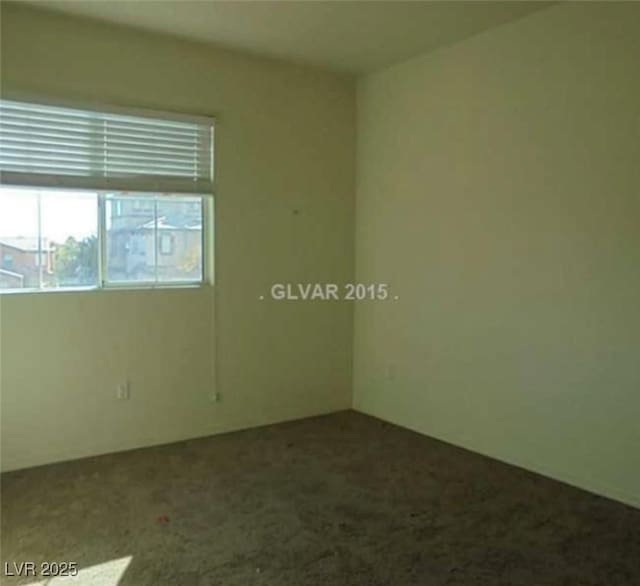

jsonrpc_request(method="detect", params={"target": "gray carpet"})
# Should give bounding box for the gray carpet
[2,411,639,585]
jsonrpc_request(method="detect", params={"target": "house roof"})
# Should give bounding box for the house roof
[138,217,202,231]
[0,237,53,252]
[0,267,24,281]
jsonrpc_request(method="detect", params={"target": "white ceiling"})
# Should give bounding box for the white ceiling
[29,1,553,74]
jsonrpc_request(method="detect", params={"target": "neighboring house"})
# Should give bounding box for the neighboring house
[0,237,54,288]
[0,268,24,289]
[107,199,202,281]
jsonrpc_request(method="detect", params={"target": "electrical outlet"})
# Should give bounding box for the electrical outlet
[116,381,130,400]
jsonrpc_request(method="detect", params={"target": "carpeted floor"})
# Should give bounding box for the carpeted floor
[1,410,639,585]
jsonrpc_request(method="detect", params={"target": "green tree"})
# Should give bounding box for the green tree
[54,235,98,286]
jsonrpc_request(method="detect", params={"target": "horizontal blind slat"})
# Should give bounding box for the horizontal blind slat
[0,154,201,174]
[0,141,209,162]
[3,108,204,134]
[2,102,208,128]
[0,133,210,156]
[2,120,206,145]
[0,161,97,172]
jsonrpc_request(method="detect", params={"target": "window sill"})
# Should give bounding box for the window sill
[0,282,213,296]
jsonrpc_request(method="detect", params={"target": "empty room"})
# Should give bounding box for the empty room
[0,1,639,584]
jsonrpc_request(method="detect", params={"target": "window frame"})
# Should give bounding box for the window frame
[99,191,209,290]
[0,186,213,295]
[0,95,215,295]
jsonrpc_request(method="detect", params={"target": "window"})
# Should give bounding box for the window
[105,194,203,285]
[0,188,206,291]
[0,98,213,293]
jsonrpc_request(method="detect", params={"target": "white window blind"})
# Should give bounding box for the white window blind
[0,99,214,194]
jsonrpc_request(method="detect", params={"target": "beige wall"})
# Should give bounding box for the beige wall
[354,3,640,507]
[0,4,355,471]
